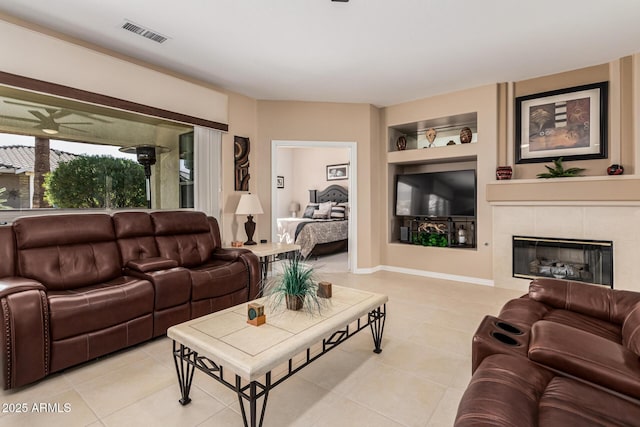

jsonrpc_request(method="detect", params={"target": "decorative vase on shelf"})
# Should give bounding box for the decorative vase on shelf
[425,128,437,148]
[458,225,467,245]
[496,166,513,180]
[396,136,407,151]
[460,127,473,144]
[607,164,624,175]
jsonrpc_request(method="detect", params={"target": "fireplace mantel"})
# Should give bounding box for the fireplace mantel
[487,176,640,204]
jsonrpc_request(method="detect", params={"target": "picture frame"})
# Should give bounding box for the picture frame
[326,163,349,181]
[515,82,608,164]
[276,176,284,189]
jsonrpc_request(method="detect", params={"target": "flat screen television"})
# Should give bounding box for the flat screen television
[395,169,476,217]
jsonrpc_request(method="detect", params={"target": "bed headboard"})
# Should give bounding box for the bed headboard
[309,185,348,203]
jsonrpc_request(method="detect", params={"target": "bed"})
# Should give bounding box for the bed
[277,185,349,258]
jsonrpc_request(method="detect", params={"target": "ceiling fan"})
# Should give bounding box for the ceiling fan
[1,100,111,135]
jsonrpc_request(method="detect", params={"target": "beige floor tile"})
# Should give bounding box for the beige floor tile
[0,372,72,415]
[377,338,467,387]
[408,322,474,357]
[102,383,225,427]
[427,388,465,427]
[310,398,405,427]
[1,269,520,426]
[62,345,150,386]
[347,363,447,427]
[0,389,97,427]
[296,348,379,396]
[74,356,175,418]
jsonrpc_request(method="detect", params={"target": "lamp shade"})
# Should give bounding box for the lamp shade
[235,193,264,215]
[289,202,300,212]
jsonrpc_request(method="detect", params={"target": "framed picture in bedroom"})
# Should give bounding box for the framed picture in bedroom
[276,176,284,189]
[515,82,608,164]
[326,163,349,181]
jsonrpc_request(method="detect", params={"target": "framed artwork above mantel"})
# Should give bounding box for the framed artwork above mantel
[515,82,608,164]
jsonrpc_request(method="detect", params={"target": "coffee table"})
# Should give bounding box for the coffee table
[168,285,387,427]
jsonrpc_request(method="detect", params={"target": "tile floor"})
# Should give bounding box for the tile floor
[0,270,522,427]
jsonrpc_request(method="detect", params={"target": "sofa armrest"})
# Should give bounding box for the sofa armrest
[529,320,640,399]
[0,277,49,389]
[0,276,46,298]
[212,248,260,300]
[529,278,640,324]
[126,257,179,273]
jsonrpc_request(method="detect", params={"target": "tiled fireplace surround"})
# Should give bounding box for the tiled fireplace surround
[493,203,640,292]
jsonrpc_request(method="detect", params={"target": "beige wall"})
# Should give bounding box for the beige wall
[0,14,228,125]
[506,61,636,178]
[380,84,498,283]
[255,101,380,269]
[219,91,258,245]
[276,146,349,218]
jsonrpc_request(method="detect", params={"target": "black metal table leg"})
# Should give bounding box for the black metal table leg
[172,342,196,405]
[369,304,386,354]
[237,373,271,427]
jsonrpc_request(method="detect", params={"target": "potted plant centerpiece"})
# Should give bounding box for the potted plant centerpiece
[264,254,322,313]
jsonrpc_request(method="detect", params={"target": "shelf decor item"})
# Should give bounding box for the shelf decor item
[247,302,266,326]
[496,166,513,180]
[264,254,323,313]
[425,128,437,148]
[515,82,608,164]
[460,127,473,144]
[536,157,585,179]
[396,136,407,151]
[607,164,624,175]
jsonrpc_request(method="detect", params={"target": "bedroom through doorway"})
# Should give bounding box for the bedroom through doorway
[271,140,356,273]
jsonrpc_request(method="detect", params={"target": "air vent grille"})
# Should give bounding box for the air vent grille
[121,20,168,44]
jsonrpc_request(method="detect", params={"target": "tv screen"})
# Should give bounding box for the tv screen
[395,170,476,217]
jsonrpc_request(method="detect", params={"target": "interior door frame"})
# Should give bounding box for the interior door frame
[271,140,357,272]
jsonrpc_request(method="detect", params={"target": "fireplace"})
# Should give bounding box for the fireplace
[512,236,613,288]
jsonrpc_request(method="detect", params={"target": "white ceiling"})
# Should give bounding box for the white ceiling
[1,0,639,107]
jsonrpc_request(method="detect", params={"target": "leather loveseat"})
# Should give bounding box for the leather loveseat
[456,278,640,425]
[0,211,259,390]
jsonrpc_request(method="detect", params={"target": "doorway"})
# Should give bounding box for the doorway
[271,140,357,273]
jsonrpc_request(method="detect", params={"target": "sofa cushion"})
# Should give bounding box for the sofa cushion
[0,226,16,278]
[47,276,154,341]
[189,259,249,302]
[151,211,216,267]
[14,214,121,290]
[499,296,622,343]
[529,320,640,399]
[113,211,159,264]
[529,278,640,325]
[456,354,640,427]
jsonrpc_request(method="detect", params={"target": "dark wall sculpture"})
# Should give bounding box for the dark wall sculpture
[234,136,250,191]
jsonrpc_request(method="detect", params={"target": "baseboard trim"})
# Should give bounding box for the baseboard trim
[354,264,494,287]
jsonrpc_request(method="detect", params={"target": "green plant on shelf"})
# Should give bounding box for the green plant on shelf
[536,157,585,178]
[412,232,448,247]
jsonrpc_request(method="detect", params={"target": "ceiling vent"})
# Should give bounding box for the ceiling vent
[121,20,168,44]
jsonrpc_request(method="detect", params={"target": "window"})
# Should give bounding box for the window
[0,85,194,211]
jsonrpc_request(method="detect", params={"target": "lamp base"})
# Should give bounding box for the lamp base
[244,215,257,245]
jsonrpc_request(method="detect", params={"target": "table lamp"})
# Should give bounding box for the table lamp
[289,201,300,217]
[235,193,264,245]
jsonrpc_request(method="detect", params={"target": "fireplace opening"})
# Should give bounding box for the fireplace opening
[512,236,613,288]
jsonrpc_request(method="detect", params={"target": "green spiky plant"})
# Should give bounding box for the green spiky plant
[536,157,585,178]
[264,254,323,314]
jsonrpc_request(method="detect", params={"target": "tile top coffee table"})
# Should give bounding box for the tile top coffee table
[168,285,387,427]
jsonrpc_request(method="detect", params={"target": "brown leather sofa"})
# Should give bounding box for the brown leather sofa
[456,278,640,425]
[0,211,259,390]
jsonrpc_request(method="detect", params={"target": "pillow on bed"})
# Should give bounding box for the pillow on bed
[337,202,349,219]
[331,205,346,219]
[312,201,333,219]
[302,203,319,218]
